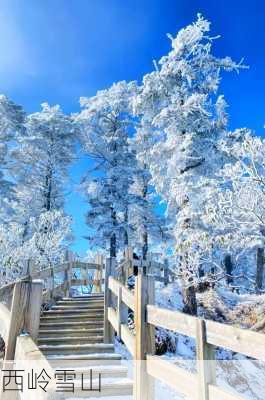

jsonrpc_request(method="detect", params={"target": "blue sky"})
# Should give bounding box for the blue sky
[1,0,265,256]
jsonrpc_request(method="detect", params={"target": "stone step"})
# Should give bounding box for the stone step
[40,314,104,322]
[38,328,104,338]
[46,353,122,365]
[39,321,104,329]
[62,295,104,301]
[56,302,104,308]
[42,308,104,315]
[39,343,115,356]
[51,304,104,310]
[37,336,104,345]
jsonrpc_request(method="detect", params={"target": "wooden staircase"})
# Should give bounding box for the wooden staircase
[38,293,133,398]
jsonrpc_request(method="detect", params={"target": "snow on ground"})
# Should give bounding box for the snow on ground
[114,337,132,361]
[197,286,265,330]
[155,281,265,399]
[155,280,184,311]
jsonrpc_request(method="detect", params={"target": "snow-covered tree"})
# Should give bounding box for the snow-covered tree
[11,103,77,236]
[0,103,77,282]
[77,81,139,257]
[0,95,25,222]
[0,210,71,285]
[208,129,265,292]
[77,81,169,259]
[27,210,72,269]
[132,14,245,312]
[130,123,171,259]
[0,222,26,285]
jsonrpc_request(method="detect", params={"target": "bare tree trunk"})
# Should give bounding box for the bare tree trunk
[256,247,264,292]
[142,175,148,261]
[110,234,116,258]
[181,252,197,316]
[182,285,197,315]
[110,208,117,258]
[224,254,233,284]
[124,208,129,247]
[44,166,53,212]
[142,230,148,260]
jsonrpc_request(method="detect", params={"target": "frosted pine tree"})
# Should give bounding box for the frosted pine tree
[130,123,171,259]
[209,129,265,292]
[133,15,245,313]
[12,103,77,217]
[10,103,77,270]
[0,95,25,222]
[77,82,138,257]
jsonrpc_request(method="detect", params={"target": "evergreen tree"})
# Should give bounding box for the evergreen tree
[133,15,245,312]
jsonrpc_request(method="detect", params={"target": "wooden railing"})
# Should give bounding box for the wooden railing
[38,257,104,301]
[0,255,104,362]
[2,249,265,399]
[117,247,170,285]
[0,278,43,361]
[105,270,265,400]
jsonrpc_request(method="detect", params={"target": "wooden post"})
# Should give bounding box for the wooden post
[134,273,155,400]
[65,250,75,297]
[104,258,115,343]
[63,263,69,297]
[68,261,73,297]
[196,319,216,400]
[25,280,43,340]
[256,247,264,292]
[164,258,169,286]
[95,254,103,293]
[4,281,29,360]
[125,246,133,281]
[49,267,54,300]
[146,275,155,355]
[117,286,127,337]
[4,279,43,360]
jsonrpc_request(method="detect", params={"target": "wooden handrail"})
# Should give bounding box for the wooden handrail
[0,280,16,295]
[105,266,265,400]
[0,303,11,342]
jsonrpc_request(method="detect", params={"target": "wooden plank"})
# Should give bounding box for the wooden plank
[205,319,265,360]
[71,279,95,286]
[134,274,155,400]
[146,355,198,400]
[117,286,122,336]
[0,303,11,342]
[134,274,147,400]
[147,305,197,338]
[94,255,103,292]
[196,319,216,400]
[104,258,114,343]
[14,335,55,400]
[209,384,244,400]
[25,280,43,340]
[121,286,134,310]
[146,276,155,355]
[121,324,135,355]
[108,307,119,333]
[0,281,16,297]
[72,261,100,270]
[134,274,147,360]
[5,281,30,360]
[109,276,120,296]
